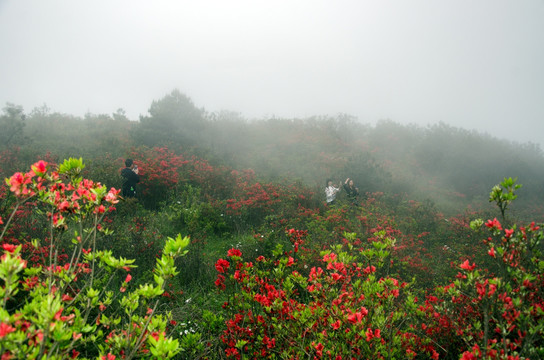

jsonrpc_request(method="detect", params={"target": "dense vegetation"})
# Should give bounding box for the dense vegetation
[0,91,542,359]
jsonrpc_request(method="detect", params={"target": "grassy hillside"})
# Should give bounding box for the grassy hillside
[1,93,543,358]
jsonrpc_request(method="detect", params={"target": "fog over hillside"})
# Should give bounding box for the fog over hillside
[1,1,543,148]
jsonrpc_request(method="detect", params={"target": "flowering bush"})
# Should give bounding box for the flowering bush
[0,159,190,359]
[215,230,439,359]
[212,177,544,359]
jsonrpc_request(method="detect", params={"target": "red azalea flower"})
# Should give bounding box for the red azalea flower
[2,244,17,253]
[286,256,295,267]
[459,259,476,271]
[485,218,502,230]
[313,342,324,357]
[227,248,242,257]
[0,323,16,337]
[488,247,496,258]
[460,351,476,360]
[215,274,226,290]
[365,328,374,341]
[215,259,230,273]
[58,201,71,212]
[347,311,365,324]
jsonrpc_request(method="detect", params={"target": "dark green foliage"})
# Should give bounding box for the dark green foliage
[132,89,206,149]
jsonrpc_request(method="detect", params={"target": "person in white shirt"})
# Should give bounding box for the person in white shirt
[325,179,341,205]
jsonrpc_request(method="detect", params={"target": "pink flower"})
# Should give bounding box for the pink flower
[504,228,514,239]
[125,274,132,283]
[31,160,48,176]
[105,188,120,204]
[7,172,32,196]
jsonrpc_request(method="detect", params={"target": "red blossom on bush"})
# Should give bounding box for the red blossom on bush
[485,218,502,230]
[0,323,16,337]
[488,247,496,257]
[7,172,34,196]
[459,259,476,271]
[30,160,48,176]
[215,258,230,273]
[1,244,17,253]
[227,248,242,258]
[215,274,226,290]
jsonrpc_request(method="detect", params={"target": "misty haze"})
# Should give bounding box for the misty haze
[0,1,543,359]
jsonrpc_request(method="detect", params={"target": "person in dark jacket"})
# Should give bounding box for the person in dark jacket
[121,159,139,198]
[343,177,359,205]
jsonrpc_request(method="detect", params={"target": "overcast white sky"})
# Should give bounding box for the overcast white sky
[1,1,543,147]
